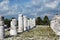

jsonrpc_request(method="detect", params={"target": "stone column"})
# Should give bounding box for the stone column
[32,18,36,28]
[50,20,60,35]
[10,19,17,36]
[18,14,24,33]
[27,19,30,30]
[30,18,33,29]
[50,20,55,31]
[23,16,28,31]
[0,16,4,40]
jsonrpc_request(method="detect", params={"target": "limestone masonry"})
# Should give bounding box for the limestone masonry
[0,14,36,40]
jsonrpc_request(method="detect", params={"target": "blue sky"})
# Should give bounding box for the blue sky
[0,0,60,19]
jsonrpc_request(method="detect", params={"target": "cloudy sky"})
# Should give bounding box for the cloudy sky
[0,0,60,19]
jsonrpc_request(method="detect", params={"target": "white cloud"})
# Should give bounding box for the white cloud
[0,0,59,18]
[0,0,19,16]
[44,13,52,16]
[0,0,9,11]
[45,1,59,9]
[41,13,53,18]
[20,0,59,18]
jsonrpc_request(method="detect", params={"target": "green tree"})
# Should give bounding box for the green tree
[4,18,11,28]
[11,17,15,19]
[36,17,43,25]
[43,16,50,25]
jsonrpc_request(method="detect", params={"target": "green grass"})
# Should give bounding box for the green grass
[4,25,58,40]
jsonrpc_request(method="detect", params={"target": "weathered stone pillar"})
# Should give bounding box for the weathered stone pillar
[30,18,33,29]
[23,16,28,31]
[10,19,17,36]
[18,14,24,33]
[32,18,36,28]
[0,16,4,40]
[50,15,60,40]
[50,20,56,33]
[27,19,30,30]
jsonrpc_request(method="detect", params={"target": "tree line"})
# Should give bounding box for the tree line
[4,16,50,28]
[36,16,50,25]
[4,17,16,28]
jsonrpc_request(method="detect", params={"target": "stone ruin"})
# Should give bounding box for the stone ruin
[10,19,17,36]
[18,14,36,33]
[18,14,24,33]
[0,15,5,40]
[50,15,60,35]
[23,16,28,31]
[0,14,36,39]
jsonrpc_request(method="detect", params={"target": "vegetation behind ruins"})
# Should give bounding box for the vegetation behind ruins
[36,15,50,25]
[4,16,50,28]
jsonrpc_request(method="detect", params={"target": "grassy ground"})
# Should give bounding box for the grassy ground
[4,25,58,40]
